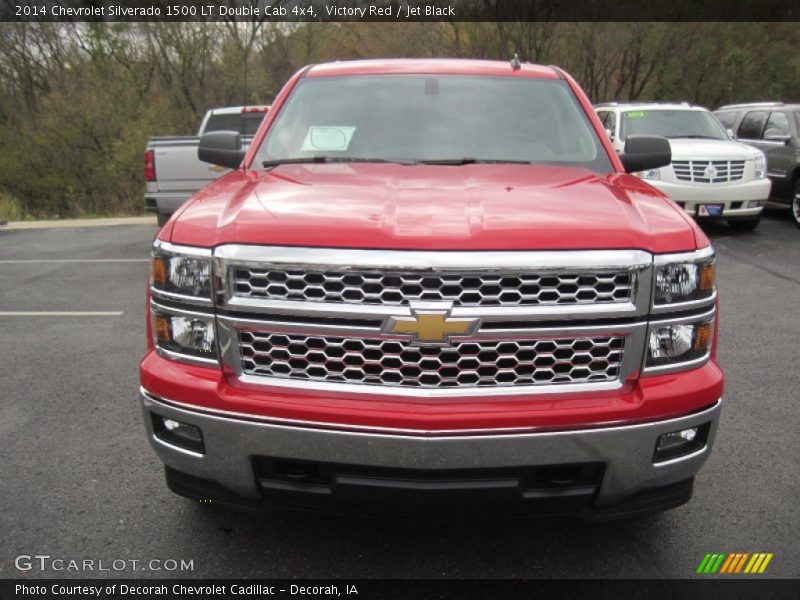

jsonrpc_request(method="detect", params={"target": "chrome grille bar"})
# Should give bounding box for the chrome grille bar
[672,160,746,183]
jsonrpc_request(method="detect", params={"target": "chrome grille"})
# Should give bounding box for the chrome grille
[238,331,625,389]
[231,268,633,307]
[672,160,746,183]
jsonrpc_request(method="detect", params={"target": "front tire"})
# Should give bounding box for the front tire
[728,216,760,232]
[792,180,800,229]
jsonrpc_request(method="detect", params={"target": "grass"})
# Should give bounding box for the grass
[0,193,26,222]
[0,192,150,223]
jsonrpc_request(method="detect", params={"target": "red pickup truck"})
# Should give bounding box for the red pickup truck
[140,59,723,520]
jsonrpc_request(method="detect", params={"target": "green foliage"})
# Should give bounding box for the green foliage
[0,192,25,222]
[0,22,798,219]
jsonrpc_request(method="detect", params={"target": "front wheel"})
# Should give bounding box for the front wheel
[728,216,760,232]
[792,181,800,229]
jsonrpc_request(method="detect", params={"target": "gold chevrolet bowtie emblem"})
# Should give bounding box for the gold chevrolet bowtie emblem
[385,308,479,346]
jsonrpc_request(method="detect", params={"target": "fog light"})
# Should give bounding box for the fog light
[654,423,710,462]
[747,201,763,209]
[152,414,205,454]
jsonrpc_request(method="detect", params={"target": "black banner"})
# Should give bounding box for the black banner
[1,0,799,22]
[2,579,800,600]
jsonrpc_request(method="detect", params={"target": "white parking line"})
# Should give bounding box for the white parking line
[0,259,149,264]
[0,311,124,316]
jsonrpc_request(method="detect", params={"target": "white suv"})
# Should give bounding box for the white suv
[595,103,771,231]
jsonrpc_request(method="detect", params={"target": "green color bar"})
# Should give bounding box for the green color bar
[697,554,712,573]
[710,553,727,573]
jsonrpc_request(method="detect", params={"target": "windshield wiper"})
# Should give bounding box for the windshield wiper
[262,157,412,168]
[415,158,532,165]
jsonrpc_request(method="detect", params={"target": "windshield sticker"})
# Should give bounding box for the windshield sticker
[624,111,647,118]
[300,126,356,152]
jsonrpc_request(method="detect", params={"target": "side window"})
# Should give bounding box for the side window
[764,111,790,136]
[597,111,616,139]
[737,110,769,139]
[606,111,617,137]
[714,111,737,130]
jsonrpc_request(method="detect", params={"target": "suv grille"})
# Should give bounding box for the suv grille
[232,268,633,307]
[239,331,625,389]
[672,160,746,183]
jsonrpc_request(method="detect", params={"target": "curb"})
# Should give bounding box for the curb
[0,216,157,230]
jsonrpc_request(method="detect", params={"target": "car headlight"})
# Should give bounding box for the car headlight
[645,315,713,372]
[152,308,218,365]
[653,249,715,306]
[753,153,766,179]
[151,241,213,301]
[634,168,661,181]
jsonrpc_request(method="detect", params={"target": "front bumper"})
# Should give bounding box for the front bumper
[141,388,721,517]
[650,178,771,218]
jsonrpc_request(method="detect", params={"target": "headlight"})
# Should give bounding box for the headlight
[645,316,713,372]
[634,168,661,181]
[653,249,715,306]
[753,153,766,179]
[151,241,213,301]
[152,309,218,365]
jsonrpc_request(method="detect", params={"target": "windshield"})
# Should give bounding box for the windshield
[620,109,729,140]
[255,75,612,172]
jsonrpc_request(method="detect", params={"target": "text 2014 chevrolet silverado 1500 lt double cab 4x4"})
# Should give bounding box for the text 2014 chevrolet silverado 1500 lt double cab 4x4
[144,105,269,226]
[140,59,723,520]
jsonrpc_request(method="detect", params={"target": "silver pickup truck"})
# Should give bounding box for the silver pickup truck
[144,105,269,225]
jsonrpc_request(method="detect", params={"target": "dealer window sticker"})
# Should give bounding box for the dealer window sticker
[300,126,357,152]
[624,111,647,118]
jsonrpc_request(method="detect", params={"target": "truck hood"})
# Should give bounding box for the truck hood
[667,138,761,161]
[168,163,701,253]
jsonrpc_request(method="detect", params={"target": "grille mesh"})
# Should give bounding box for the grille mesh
[232,268,633,307]
[672,160,745,183]
[239,331,624,389]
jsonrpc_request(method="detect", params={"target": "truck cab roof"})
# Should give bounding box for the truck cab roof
[304,58,561,79]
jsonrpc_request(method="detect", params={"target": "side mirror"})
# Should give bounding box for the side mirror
[763,129,791,144]
[726,128,735,138]
[619,134,671,173]
[605,128,615,142]
[198,130,244,169]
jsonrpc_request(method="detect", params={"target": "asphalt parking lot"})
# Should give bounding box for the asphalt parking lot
[1,208,798,580]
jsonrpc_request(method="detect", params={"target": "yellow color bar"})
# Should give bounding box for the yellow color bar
[744,554,761,574]
[758,554,773,573]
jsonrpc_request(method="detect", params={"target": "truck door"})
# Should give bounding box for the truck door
[759,111,795,199]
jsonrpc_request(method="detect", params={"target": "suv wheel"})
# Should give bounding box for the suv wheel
[792,180,800,229]
[728,216,760,232]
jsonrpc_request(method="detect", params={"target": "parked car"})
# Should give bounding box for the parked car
[596,102,770,231]
[141,59,723,520]
[714,102,800,228]
[144,105,269,226]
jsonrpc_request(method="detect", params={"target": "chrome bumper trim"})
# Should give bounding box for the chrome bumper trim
[141,388,722,504]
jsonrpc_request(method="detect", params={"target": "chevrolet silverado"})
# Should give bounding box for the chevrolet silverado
[140,59,723,520]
